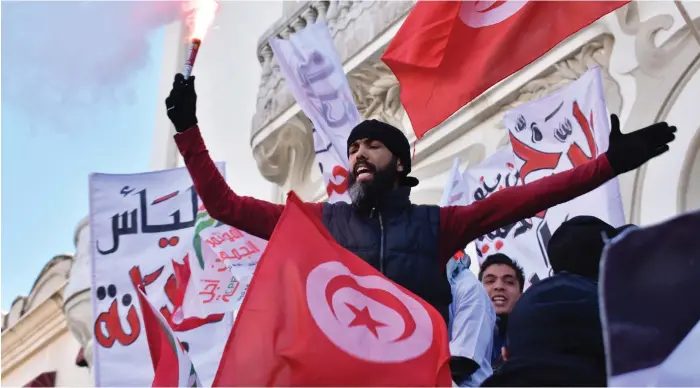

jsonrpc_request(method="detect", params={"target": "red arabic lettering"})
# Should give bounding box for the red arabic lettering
[205,227,244,249]
[199,279,220,303]
[94,299,141,348]
[199,278,240,304]
[218,240,261,261]
[326,165,349,197]
[129,264,224,332]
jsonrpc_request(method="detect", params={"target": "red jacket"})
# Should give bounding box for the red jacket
[174,126,615,267]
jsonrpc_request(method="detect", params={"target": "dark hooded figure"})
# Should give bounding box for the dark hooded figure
[481,272,606,387]
[165,72,675,328]
[547,215,636,281]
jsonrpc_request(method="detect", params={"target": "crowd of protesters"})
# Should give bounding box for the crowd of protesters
[166,73,678,387]
[447,217,639,387]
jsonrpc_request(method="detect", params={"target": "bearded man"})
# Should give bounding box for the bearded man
[166,74,676,323]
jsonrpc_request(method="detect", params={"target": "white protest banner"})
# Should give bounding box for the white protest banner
[503,66,625,275]
[173,222,266,321]
[463,148,546,287]
[440,157,469,207]
[440,157,478,280]
[89,164,232,387]
[269,21,361,204]
[601,210,700,387]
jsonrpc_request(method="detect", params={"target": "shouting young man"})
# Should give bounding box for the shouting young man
[165,73,676,324]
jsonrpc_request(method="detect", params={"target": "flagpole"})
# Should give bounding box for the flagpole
[673,0,700,47]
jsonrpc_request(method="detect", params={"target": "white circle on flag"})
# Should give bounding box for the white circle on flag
[305,261,434,363]
[459,0,529,28]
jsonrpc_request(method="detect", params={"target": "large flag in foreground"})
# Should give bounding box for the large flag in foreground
[382,0,628,139]
[601,210,700,386]
[213,192,452,386]
[89,165,234,386]
[136,286,201,387]
[270,21,361,203]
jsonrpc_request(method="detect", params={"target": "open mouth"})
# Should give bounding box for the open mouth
[354,164,375,180]
[491,295,508,305]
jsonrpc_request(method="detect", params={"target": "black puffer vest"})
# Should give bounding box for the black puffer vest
[322,187,452,323]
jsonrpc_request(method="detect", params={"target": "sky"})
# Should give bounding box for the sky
[1,2,178,310]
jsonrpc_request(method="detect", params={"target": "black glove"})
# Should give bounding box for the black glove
[605,114,676,175]
[450,356,479,383]
[165,73,198,133]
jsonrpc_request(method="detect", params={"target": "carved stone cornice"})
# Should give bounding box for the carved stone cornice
[348,61,403,128]
[611,2,700,223]
[252,1,415,139]
[252,114,316,194]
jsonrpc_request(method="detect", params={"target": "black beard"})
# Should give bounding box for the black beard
[348,163,399,209]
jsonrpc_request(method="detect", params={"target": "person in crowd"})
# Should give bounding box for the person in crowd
[165,73,676,324]
[480,272,606,387]
[478,254,524,371]
[448,255,496,387]
[547,215,637,281]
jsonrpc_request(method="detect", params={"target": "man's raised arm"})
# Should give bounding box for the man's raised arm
[438,115,677,263]
[166,74,322,240]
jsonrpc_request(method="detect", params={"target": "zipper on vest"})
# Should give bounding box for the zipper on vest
[378,211,385,274]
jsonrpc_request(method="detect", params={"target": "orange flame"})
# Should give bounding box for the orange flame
[184,0,220,40]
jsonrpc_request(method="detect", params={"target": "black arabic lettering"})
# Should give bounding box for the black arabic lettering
[120,186,135,197]
[477,218,533,242]
[296,50,354,129]
[97,210,138,255]
[513,219,533,238]
[504,170,520,188]
[554,117,573,143]
[315,89,352,128]
[139,186,198,234]
[298,51,334,88]
[473,174,502,201]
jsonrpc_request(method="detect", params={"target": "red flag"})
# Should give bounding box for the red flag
[136,285,202,387]
[382,0,628,139]
[213,192,451,386]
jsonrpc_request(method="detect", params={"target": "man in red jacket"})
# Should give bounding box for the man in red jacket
[165,73,675,326]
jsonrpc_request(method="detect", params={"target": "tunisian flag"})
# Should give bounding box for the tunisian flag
[382,0,628,139]
[136,285,202,387]
[213,192,451,386]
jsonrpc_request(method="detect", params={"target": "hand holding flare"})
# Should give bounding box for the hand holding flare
[182,0,219,79]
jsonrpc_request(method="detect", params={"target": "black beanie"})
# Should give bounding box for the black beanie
[346,119,418,187]
[547,215,627,280]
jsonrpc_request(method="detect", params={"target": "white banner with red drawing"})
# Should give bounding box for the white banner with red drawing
[269,21,361,203]
[464,67,625,288]
[440,157,478,280]
[89,164,262,386]
[463,148,545,287]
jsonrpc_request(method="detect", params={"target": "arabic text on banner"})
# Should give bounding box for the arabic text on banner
[89,164,233,387]
[462,148,545,287]
[174,222,267,321]
[463,67,625,288]
[269,21,361,204]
